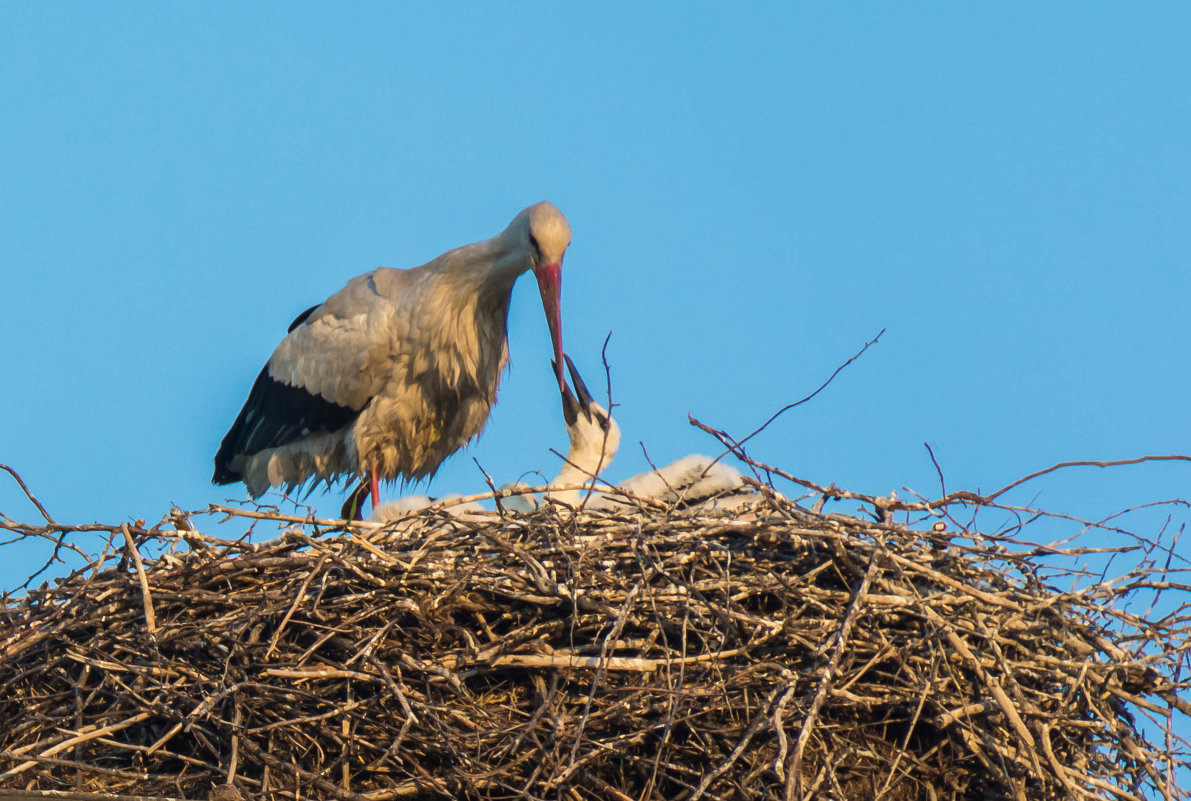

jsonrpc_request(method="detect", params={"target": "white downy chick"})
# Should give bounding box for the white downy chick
[501,355,620,512]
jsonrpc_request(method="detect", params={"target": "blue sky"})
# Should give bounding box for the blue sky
[2,6,1188,579]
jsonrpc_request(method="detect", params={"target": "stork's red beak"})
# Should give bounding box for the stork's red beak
[534,262,565,391]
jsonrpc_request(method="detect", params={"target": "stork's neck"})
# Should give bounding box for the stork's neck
[548,429,615,504]
[433,235,532,303]
[546,465,592,507]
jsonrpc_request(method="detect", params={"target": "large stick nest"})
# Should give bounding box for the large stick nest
[0,487,1188,800]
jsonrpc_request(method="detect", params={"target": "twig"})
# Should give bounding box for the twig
[690,684,786,801]
[694,328,884,463]
[983,455,1191,503]
[264,555,329,659]
[785,550,882,799]
[0,464,57,525]
[226,695,242,785]
[472,457,505,515]
[119,524,156,637]
[0,790,185,801]
[3,713,152,778]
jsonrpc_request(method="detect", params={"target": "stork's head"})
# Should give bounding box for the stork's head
[555,355,620,475]
[524,202,571,266]
[516,202,571,391]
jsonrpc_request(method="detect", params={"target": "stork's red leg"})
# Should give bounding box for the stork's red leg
[339,470,382,521]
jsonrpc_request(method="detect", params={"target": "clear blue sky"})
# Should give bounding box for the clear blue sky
[2,5,1188,577]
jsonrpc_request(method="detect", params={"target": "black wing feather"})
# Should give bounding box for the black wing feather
[287,304,321,333]
[212,365,360,485]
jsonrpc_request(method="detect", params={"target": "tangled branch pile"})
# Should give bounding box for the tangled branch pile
[0,488,1188,800]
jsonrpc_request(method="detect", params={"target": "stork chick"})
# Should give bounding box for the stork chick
[526,357,759,512]
[504,357,756,513]
[499,356,619,511]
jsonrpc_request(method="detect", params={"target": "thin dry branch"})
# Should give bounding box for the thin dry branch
[786,551,882,799]
[119,525,156,637]
[0,464,57,525]
[710,328,885,461]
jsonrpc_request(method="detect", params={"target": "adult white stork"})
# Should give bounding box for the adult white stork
[213,202,572,514]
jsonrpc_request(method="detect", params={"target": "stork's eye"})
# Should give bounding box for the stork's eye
[528,232,542,261]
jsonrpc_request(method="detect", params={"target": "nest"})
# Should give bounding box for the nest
[0,483,1188,801]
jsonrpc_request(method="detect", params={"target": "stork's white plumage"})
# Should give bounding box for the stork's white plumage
[501,356,621,512]
[370,494,485,523]
[213,202,572,511]
[505,357,758,512]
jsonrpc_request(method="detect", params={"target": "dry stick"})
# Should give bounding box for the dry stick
[923,441,973,533]
[0,791,186,801]
[785,550,881,801]
[0,465,94,588]
[799,761,831,801]
[0,750,171,785]
[0,464,58,525]
[689,684,787,801]
[552,581,646,789]
[483,647,745,672]
[119,524,156,636]
[770,683,797,782]
[582,334,623,512]
[693,417,1191,529]
[1038,723,1098,801]
[690,418,898,510]
[705,328,885,466]
[3,712,152,778]
[206,504,349,528]
[264,668,381,682]
[226,695,242,785]
[471,456,505,515]
[1073,770,1149,801]
[341,683,353,793]
[983,455,1191,503]
[235,738,370,801]
[366,655,420,729]
[264,555,330,659]
[145,725,184,761]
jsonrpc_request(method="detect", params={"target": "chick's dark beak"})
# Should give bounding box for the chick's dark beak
[555,359,582,427]
[564,355,597,419]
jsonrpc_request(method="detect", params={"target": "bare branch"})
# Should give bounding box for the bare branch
[693,328,885,463]
[984,455,1191,503]
[0,464,56,525]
